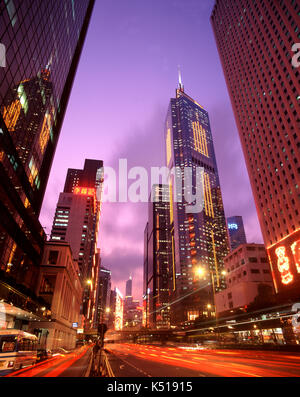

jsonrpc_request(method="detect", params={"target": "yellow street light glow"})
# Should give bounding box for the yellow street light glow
[195,267,205,277]
[105,308,110,313]
[207,304,212,309]
[86,280,92,285]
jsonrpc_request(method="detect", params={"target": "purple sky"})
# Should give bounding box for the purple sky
[39,0,263,301]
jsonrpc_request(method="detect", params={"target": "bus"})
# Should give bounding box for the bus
[0,330,38,376]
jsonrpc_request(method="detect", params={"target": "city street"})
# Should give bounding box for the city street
[5,346,93,378]
[105,344,300,377]
[3,342,300,377]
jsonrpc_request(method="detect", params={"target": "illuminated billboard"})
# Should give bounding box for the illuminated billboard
[74,187,95,196]
[114,288,123,331]
[268,229,300,293]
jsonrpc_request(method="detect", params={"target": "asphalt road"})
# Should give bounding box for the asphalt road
[105,343,300,377]
[4,345,93,377]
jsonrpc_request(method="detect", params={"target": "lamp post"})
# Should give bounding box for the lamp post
[195,266,226,344]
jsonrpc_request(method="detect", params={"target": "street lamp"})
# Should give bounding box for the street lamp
[194,266,227,343]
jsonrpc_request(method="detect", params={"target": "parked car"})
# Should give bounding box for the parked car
[37,349,52,362]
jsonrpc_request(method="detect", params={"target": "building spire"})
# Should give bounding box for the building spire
[178,65,184,92]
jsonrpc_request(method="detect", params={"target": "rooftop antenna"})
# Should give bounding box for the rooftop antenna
[178,65,184,92]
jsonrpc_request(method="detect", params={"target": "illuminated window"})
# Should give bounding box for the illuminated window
[2,99,22,131]
[192,121,209,157]
[202,172,214,218]
[39,112,52,154]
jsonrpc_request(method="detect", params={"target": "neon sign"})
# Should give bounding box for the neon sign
[291,240,300,273]
[275,246,293,285]
[268,230,300,292]
[228,223,238,230]
[74,187,95,196]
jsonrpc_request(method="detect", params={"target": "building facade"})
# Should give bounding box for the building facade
[50,188,97,330]
[215,243,274,315]
[227,216,247,251]
[31,242,82,350]
[96,266,111,325]
[0,0,94,329]
[211,0,300,299]
[165,81,229,325]
[50,159,103,330]
[144,184,173,329]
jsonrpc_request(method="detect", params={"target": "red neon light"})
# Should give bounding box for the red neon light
[275,246,293,285]
[291,240,300,274]
[74,187,95,196]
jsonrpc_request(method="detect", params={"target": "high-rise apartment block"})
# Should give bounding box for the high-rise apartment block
[211,0,300,298]
[0,0,94,328]
[165,81,229,324]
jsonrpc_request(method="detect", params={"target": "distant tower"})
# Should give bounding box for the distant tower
[227,216,247,251]
[125,276,133,298]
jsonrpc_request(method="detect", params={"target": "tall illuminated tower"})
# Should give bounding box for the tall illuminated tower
[0,0,95,327]
[51,159,103,330]
[211,0,300,298]
[166,77,229,325]
[125,277,133,298]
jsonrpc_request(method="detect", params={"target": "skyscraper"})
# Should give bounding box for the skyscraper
[125,276,133,298]
[0,0,95,326]
[166,79,229,325]
[96,266,111,325]
[63,159,104,293]
[144,184,173,328]
[227,216,247,251]
[211,0,300,297]
[51,159,103,329]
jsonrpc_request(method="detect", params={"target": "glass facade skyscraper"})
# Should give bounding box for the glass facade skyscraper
[0,1,95,321]
[227,215,247,251]
[166,81,229,325]
[144,184,173,329]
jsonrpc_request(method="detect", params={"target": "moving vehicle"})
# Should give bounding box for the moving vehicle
[0,329,38,376]
[37,348,52,362]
